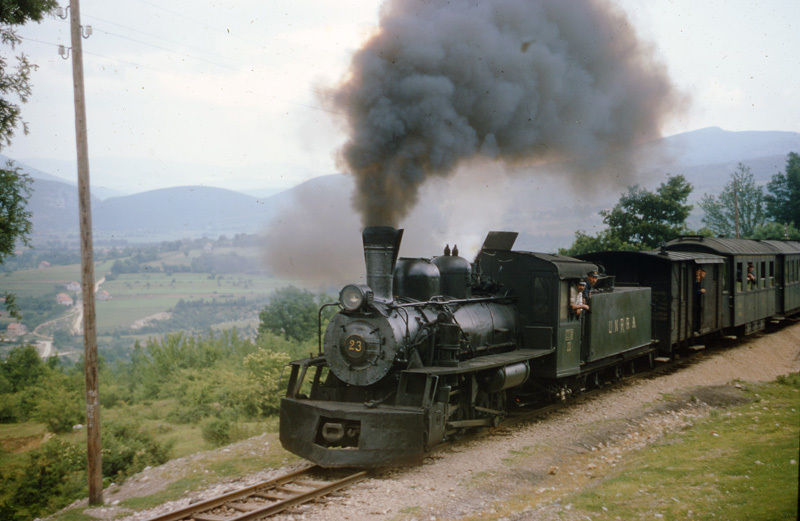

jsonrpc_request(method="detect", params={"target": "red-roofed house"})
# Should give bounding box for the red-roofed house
[56,293,74,306]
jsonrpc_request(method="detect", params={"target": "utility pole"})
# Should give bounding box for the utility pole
[733,177,740,239]
[67,0,103,505]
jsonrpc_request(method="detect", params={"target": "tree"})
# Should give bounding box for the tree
[558,229,637,257]
[750,221,800,241]
[699,163,765,238]
[0,163,32,262]
[600,174,693,249]
[1,0,57,145]
[258,286,320,342]
[764,152,800,227]
[561,174,693,255]
[2,1,57,315]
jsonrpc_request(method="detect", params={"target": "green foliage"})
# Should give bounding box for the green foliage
[0,163,32,263]
[0,438,85,521]
[1,0,57,149]
[120,331,292,425]
[700,163,766,237]
[0,421,171,520]
[244,347,290,415]
[0,0,57,25]
[764,152,800,227]
[750,221,800,240]
[131,296,268,335]
[201,417,232,447]
[31,372,83,434]
[601,175,693,248]
[129,330,255,400]
[102,420,172,481]
[258,286,330,342]
[558,230,637,257]
[560,175,693,255]
[1,2,57,322]
[0,345,44,392]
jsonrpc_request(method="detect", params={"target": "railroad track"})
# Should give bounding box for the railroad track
[144,466,366,521]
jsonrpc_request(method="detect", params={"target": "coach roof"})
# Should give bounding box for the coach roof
[758,240,800,254]
[665,236,778,255]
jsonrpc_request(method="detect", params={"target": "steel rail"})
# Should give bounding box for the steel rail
[142,465,366,521]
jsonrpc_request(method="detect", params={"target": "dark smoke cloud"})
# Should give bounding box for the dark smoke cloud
[330,0,685,226]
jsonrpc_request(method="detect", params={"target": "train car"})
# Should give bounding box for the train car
[579,249,725,356]
[665,237,778,335]
[759,240,800,317]
[279,228,655,468]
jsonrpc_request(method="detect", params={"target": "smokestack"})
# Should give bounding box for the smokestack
[362,226,404,302]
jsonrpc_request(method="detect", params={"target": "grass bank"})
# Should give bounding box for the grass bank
[487,373,800,521]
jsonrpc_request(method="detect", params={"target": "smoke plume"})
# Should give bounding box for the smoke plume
[330,0,685,226]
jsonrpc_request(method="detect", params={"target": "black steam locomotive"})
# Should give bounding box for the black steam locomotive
[279,227,800,468]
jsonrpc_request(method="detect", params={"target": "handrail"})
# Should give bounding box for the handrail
[317,302,339,356]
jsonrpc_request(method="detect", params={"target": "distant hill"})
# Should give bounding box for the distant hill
[9,127,800,249]
[94,186,276,240]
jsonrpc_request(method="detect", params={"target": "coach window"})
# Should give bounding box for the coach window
[736,262,743,292]
[759,261,766,288]
[721,263,729,292]
[769,261,775,287]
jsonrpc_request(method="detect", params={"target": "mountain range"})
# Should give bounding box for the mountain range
[5,126,800,251]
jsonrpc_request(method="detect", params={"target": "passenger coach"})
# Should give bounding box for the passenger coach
[665,237,775,334]
[759,240,800,317]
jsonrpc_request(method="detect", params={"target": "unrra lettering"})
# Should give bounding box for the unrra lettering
[608,316,637,334]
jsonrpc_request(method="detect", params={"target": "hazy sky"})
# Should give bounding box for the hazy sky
[5,0,799,194]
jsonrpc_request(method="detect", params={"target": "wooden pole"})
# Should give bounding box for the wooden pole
[733,177,740,239]
[69,0,103,505]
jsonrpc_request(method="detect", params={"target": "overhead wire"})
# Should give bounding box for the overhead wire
[82,13,235,64]
[17,7,342,116]
[94,28,237,71]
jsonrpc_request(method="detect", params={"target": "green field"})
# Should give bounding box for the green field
[1,246,297,339]
[1,261,113,298]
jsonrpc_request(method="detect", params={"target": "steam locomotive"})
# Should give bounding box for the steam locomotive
[279,227,800,468]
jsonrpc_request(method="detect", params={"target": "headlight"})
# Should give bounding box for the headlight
[339,284,372,311]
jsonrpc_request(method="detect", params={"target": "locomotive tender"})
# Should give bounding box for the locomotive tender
[279,226,655,467]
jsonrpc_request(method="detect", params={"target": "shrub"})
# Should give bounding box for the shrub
[202,417,231,447]
[101,420,172,480]
[31,374,84,434]
[0,439,86,521]
[244,348,290,415]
